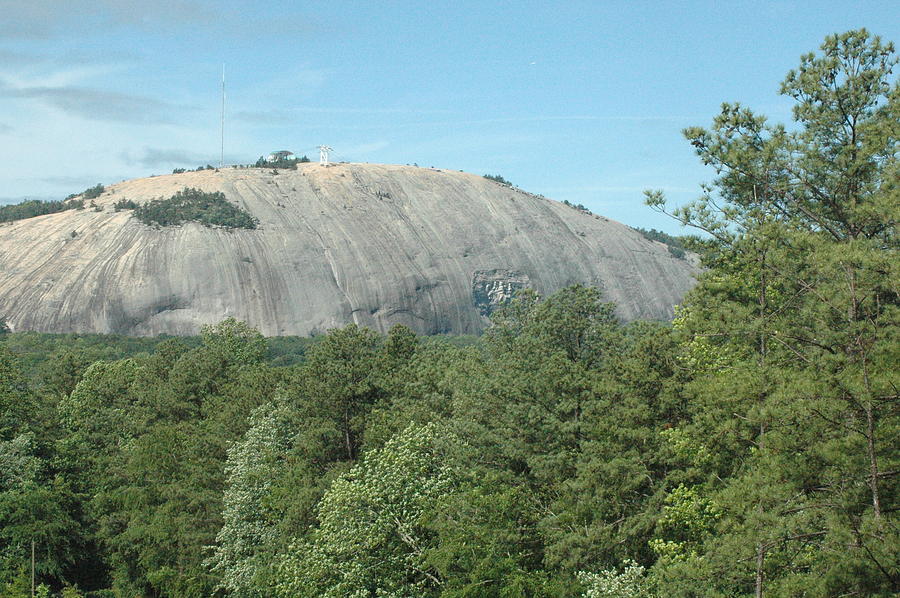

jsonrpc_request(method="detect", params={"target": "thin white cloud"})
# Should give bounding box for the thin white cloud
[1,62,128,89]
[0,49,46,66]
[0,81,196,124]
[120,147,215,168]
[0,0,320,42]
[0,1,216,38]
[0,48,139,72]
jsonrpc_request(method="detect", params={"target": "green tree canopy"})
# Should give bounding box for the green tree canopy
[646,29,899,597]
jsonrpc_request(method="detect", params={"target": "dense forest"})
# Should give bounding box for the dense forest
[0,30,897,598]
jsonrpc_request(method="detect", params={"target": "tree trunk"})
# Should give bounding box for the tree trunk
[755,543,766,598]
[865,401,882,519]
[344,407,354,460]
[755,220,769,598]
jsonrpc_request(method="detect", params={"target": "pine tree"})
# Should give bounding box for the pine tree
[647,29,899,597]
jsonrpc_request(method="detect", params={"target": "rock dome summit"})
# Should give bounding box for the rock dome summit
[0,163,697,336]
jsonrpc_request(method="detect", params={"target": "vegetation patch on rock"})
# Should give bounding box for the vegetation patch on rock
[632,227,688,259]
[113,198,139,212]
[254,155,311,169]
[483,173,514,186]
[133,187,258,229]
[64,184,105,201]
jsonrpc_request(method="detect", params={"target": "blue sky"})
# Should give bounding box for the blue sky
[1,1,897,233]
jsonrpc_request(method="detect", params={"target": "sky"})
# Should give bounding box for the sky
[1,1,897,234]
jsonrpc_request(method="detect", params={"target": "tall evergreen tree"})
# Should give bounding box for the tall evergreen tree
[647,29,899,597]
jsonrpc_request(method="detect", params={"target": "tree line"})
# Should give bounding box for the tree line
[0,185,104,225]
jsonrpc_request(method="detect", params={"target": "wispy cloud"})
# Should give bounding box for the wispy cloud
[1,62,128,89]
[1,2,320,43]
[0,123,12,135]
[0,48,134,69]
[0,49,46,66]
[0,80,195,124]
[120,147,213,168]
[0,1,217,38]
[0,3,60,39]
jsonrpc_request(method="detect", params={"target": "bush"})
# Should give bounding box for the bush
[483,173,513,186]
[667,245,686,259]
[633,227,687,259]
[113,199,139,212]
[560,199,593,215]
[133,187,258,229]
[82,184,105,199]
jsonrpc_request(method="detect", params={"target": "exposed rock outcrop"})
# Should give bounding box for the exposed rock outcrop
[0,163,697,336]
[472,269,531,316]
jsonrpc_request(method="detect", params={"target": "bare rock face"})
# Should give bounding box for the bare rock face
[472,269,531,316]
[0,163,697,336]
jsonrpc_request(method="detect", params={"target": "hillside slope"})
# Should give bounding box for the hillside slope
[0,163,697,335]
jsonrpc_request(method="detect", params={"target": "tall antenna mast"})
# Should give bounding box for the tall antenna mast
[220,63,225,168]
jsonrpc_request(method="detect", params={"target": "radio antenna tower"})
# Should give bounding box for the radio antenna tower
[318,145,333,166]
[220,64,225,168]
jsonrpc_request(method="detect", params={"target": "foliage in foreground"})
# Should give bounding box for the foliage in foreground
[644,28,898,597]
